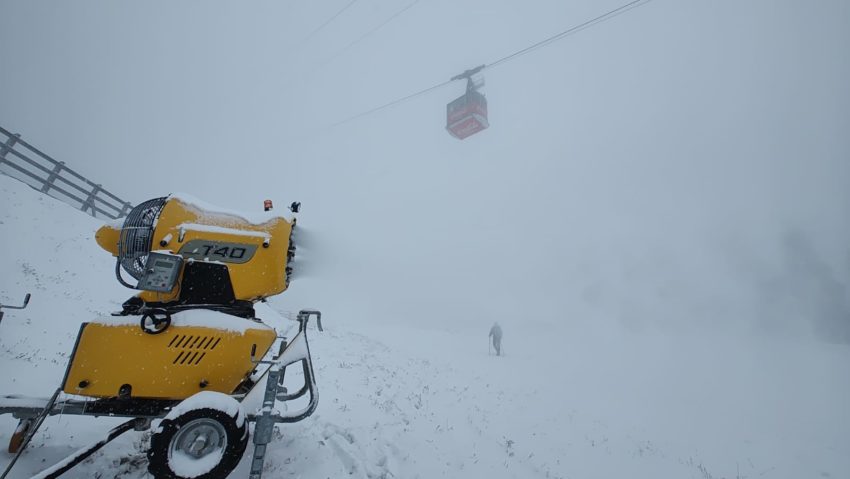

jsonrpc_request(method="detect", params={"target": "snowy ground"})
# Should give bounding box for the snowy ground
[1,175,848,479]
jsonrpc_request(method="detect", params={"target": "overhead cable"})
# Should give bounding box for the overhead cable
[328,80,454,129]
[319,0,420,69]
[486,0,651,69]
[302,0,360,44]
[328,0,653,129]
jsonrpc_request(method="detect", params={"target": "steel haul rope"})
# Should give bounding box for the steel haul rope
[328,0,654,129]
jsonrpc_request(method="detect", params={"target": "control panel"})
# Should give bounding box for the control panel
[137,252,183,292]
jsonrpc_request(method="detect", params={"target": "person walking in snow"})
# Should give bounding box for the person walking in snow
[489,322,503,356]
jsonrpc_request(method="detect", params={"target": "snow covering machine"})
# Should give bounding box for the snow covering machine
[1,195,323,479]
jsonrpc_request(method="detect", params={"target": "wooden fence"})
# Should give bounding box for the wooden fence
[0,126,133,220]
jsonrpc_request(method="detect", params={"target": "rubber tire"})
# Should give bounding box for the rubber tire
[147,407,248,479]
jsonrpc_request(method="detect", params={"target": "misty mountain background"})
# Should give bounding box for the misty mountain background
[1,0,848,342]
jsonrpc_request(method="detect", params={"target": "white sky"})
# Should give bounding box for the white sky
[1,0,849,338]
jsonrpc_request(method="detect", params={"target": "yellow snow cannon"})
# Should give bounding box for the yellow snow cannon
[0,195,321,479]
[95,194,297,305]
[68,194,301,400]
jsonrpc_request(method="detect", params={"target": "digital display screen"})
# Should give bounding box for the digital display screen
[155,260,173,268]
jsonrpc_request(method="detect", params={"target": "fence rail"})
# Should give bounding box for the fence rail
[0,126,133,220]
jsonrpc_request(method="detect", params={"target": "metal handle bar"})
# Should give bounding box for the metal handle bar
[251,310,324,365]
[296,309,322,332]
[0,293,31,310]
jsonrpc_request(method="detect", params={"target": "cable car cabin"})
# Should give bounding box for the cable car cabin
[446,89,489,140]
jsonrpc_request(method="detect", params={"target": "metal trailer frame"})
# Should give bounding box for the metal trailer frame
[0,294,30,327]
[0,309,323,479]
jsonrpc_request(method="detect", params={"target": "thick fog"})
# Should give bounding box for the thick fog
[2,0,848,340]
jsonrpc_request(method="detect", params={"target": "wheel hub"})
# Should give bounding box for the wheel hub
[172,418,227,460]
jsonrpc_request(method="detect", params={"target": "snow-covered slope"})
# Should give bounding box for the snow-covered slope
[1,175,848,479]
[0,175,129,395]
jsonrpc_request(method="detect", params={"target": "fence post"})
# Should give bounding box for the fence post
[40,161,65,194]
[1,127,133,220]
[0,133,20,166]
[121,202,133,217]
[81,183,102,217]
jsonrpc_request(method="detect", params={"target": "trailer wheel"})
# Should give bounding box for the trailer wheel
[147,392,248,479]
